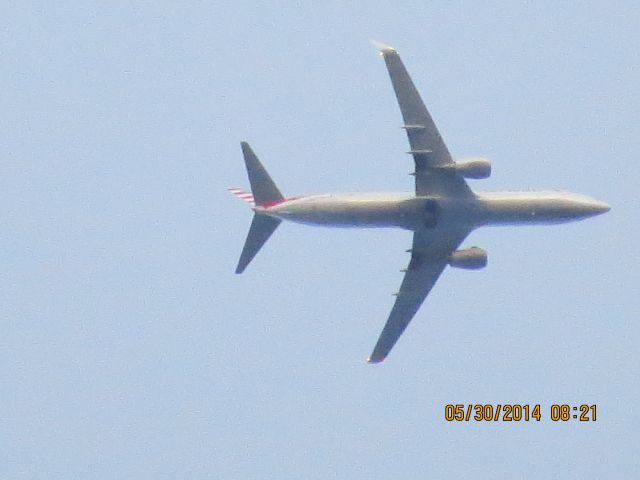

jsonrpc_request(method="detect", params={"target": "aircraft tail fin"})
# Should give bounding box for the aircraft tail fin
[240,142,284,207]
[232,142,284,273]
[227,187,255,206]
[235,213,281,274]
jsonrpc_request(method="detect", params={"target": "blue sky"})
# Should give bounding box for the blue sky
[2,1,638,478]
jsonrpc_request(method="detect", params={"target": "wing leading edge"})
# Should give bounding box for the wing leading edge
[368,228,471,363]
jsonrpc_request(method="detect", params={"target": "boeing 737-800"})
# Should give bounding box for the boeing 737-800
[229,43,610,363]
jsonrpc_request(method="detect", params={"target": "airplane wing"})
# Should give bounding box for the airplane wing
[367,227,471,363]
[377,43,473,197]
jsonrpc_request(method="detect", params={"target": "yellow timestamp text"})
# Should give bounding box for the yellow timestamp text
[444,404,597,422]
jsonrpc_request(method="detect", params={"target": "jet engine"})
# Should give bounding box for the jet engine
[450,157,491,179]
[448,247,487,270]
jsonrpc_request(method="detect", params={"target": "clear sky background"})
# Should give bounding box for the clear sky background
[2,1,639,478]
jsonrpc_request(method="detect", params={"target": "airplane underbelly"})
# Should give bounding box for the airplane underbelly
[274,198,416,229]
[288,205,409,228]
[272,196,480,230]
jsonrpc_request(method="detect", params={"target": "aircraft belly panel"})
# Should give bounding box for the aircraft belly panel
[272,196,418,229]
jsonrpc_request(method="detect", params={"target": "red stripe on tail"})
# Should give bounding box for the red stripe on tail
[227,187,255,206]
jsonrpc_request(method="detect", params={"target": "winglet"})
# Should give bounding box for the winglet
[367,355,385,364]
[369,39,396,55]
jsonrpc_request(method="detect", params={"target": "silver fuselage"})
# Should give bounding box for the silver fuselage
[260,191,610,230]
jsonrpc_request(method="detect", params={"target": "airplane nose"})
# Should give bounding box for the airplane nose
[583,199,611,217]
[591,200,611,215]
[564,198,611,221]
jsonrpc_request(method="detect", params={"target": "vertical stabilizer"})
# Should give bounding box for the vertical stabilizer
[240,142,284,207]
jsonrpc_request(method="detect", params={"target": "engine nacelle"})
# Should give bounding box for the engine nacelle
[448,247,487,270]
[452,157,491,179]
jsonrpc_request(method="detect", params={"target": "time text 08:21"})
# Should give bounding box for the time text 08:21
[444,404,597,422]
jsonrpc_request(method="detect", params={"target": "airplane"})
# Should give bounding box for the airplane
[228,43,610,363]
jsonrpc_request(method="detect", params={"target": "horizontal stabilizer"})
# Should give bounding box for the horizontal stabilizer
[235,213,281,274]
[240,142,284,207]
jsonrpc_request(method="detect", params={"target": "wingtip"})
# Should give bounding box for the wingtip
[366,355,385,364]
[369,39,396,55]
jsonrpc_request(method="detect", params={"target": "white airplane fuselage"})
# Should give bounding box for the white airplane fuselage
[260,190,610,230]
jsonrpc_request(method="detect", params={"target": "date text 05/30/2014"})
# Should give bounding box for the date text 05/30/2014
[444,404,597,422]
